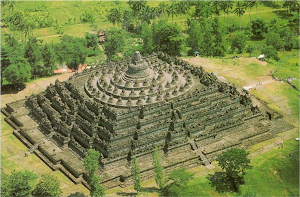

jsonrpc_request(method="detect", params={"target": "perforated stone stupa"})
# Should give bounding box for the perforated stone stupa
[2,51,293,189]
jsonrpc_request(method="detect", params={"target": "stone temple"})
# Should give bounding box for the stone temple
[2,51,293,188]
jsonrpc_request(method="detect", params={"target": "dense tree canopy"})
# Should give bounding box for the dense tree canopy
[103,28,127,60]
[83,149,100,178]
[3,60,32,85]
[251,19,267,38]
[187,18,226,57]
[163,168,194,197]
[217,148,251,175]
[55,35,88,69]
[25,37,43,78]
[263,46,280,61]
[140,22,154,55]
[1,170,38,197]
[152,20,184,56]
[33,174,62,197]
[230,33,247,53]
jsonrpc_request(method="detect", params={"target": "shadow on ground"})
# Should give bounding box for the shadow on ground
[273,10,294,20]
[1,84,26,95]
[116,191,137,196]
[260,1,281,9]
[207,172,245,193]
[276,146,300,196]
[140,186,160,193]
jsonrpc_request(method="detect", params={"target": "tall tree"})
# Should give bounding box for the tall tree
[233,1,246,31]
[55,35,88,70]
[212,1,222,17]
[103,28,127,60]
[132,157,141,194]
[163,168,194,196]
[221,0,233,31]
[152,146,164,189]
[107,8,123,26]
[158,2,168,19]
[211,18,226,57]
[0,45,11,87]
[24,37,43,79]
[140,22,154,54]
[216,148,252,192]
[83,149,105,197]
[128,0,147,16]
[186,20,202,55]
[33,174,62,197]
[90,174,105,197]
[138,5,154,25]
[230,33,247,53]
[193,1,213,20]
[3,57,32,85]
[41,44,57,77]
[243,0,255,21]
[152,21,184,56]
[83,149,100,178]
[1,170,38,197]
[168,168,193,188]
[176,1,190,20]
[168,2,178,23]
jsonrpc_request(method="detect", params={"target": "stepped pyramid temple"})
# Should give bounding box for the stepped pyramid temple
[3,51,293,188]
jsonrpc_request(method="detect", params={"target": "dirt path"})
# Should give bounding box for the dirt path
[37,34,60,39]
[1,72,74,108]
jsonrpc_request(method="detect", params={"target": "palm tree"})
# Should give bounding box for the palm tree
[8,1,15,15]
[212,1,222,17]
[253,0,260,18]
[128,0,147,17]
[177,1,190,20]
[283,0,299,13]
[243,0,255,21]
[158,2,168,19]
[233,1,246,31]
[167,2,178,23]
[107,8,122,26]
[138,6,154,25]
[23,21,33,43]
[221,0,234,32]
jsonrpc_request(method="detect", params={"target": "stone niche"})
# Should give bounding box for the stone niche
[2,51,294,189]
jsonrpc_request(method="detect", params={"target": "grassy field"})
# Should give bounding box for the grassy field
[1,1,292,42]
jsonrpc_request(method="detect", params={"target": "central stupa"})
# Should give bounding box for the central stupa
[125,51,153,80]
[84,51,194,107]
